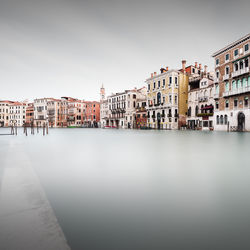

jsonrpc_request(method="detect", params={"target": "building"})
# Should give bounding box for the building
[83,101,100,127]
[0,101,13,127]
[187,64,215,130]
[100,85,109,128]
[135,97,147,129]
[212,33,250,131]
[9,102,27,127]
[25,103,34,126]
[34,98,52,127]
[47,99,62,127]
[146,61,189,130]
[106,87,146,129]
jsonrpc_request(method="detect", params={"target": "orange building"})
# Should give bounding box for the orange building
[25,103,34,126]
[83,101,100,127]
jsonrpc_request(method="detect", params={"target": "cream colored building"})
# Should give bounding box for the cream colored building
[9,102,27,127]
[146,61,189,130]
[0,101,12,127]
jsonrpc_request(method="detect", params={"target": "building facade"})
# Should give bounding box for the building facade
[146,61,189,130]
[0,101,13,127]
[9,102,27,127]
[212,33,250,131]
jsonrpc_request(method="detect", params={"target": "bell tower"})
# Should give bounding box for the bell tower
[100,84,105,101]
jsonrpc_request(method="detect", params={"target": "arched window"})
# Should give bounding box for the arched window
[225,82,229,92]
[157,92,161,104]
[220,115,224,125]
[232,80,236,90]
[224,115,228,125]
[195,106,199,116]
[234,63,238,71]
[243,78,247,88]
[216,115,219,125]
[240,61,244,69]
[188,107,191,117]
[245,58,249,68]
[216,70,219,79]
[237,79,242,89]
[225,66,229,75]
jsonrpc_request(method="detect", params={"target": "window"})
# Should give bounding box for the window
[234,49,238,57]
[153,82,156,89]
[244,97,249,107]
[225,66,229,75]
[216,71,219,79]
[216,58,219,65]
[220,115,223,124]
[225,54,229,61]
[169,77,172,86]
[245,44,249,52]
[245,58,249,68]
[163,97,165,103]
[175,95,177,104]
[216,115,219,125]
[163,79,165,87]
[148,84,150,91]
[195,106,199,116]
[215,84,219,94]
[234,63,239,71]
[175,77,178,85]
[225,100,229,108]
[216,102,219,109]
[224,115,228,125]
[158,81,160,88]
[232,80,236,90]
[225,82,229,92]
[169,95,172,104]
[234,99,238,107]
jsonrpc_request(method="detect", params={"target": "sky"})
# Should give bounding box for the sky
[0,0,250,102]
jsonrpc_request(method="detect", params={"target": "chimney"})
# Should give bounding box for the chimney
[166,66,169,71]
[204,65,208,73]
[182,60,186,72]
[151,73,153,78]
[199,63,202,70]
[160,68,165,74]
[195,62,198,68]
[154,72,157,76]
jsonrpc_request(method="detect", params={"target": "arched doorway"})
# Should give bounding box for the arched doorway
[157,113,161,130]
[237,112,245,132]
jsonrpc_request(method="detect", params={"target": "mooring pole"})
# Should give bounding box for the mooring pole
[15,125,17,135]
[46,124,48,135]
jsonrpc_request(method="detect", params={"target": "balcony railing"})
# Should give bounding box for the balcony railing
[223,85,250,97]
[223,74,230,81]
[214,93,219,99]
[214,77,219,83]
[232,67,249,78]
[198,97,208,102]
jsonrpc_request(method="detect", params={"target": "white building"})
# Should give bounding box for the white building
[106,87,147,129]
[34,98,51,127]
[9,102,27,127]
[0,101,12,127]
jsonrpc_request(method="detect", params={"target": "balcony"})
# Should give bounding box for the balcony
[198,97,208,102]
[223,74,230,81]
[214,77,219,83]
[232,67,249,78]
[223,85,250,97]
[214,93,219,99]
[197,113,214,117]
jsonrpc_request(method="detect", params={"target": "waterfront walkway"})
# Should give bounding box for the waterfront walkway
[0,139,70,250]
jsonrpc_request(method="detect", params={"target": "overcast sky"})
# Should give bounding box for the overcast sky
[0,0,249,101]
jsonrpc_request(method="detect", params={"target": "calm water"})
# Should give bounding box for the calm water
[1,128,250,250]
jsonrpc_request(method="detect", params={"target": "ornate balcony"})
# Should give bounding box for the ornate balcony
[232,67,249,78]
[223,85,250,97]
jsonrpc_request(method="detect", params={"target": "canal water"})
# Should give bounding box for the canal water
[1,128,250,250]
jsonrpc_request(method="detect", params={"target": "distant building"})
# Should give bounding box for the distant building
[0,100,13,127]
[25,103,34,126]
[135,97,147,129]
[187,65,214,130]
[212,33,250,131]
[100,85,109,128]
[83,101,100,127]
[106,87,146,129]
[9,102,27,127]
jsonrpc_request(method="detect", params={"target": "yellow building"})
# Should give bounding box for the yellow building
[146,61,189,129]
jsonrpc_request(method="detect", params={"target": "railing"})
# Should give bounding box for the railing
[198,97,208,102]
[197,113,213,117]
[223,85,250,97]
[214,77,219,83]
[223,74,230,80]
[232,67,249,78]
[214,93,219,99]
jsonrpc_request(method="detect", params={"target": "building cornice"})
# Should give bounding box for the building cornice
[212,33,250,58]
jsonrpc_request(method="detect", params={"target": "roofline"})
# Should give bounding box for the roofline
[212,33,250,57]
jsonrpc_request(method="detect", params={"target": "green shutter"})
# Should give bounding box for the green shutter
[243,78,247,88]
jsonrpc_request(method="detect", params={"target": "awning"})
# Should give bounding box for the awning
[201,105,213,110]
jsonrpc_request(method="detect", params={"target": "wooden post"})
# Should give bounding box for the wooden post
[15,125,17,135]
[43,123,45,136]
[46,124,48,135]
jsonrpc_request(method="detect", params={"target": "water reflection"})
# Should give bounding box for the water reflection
[1,128,250,250]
